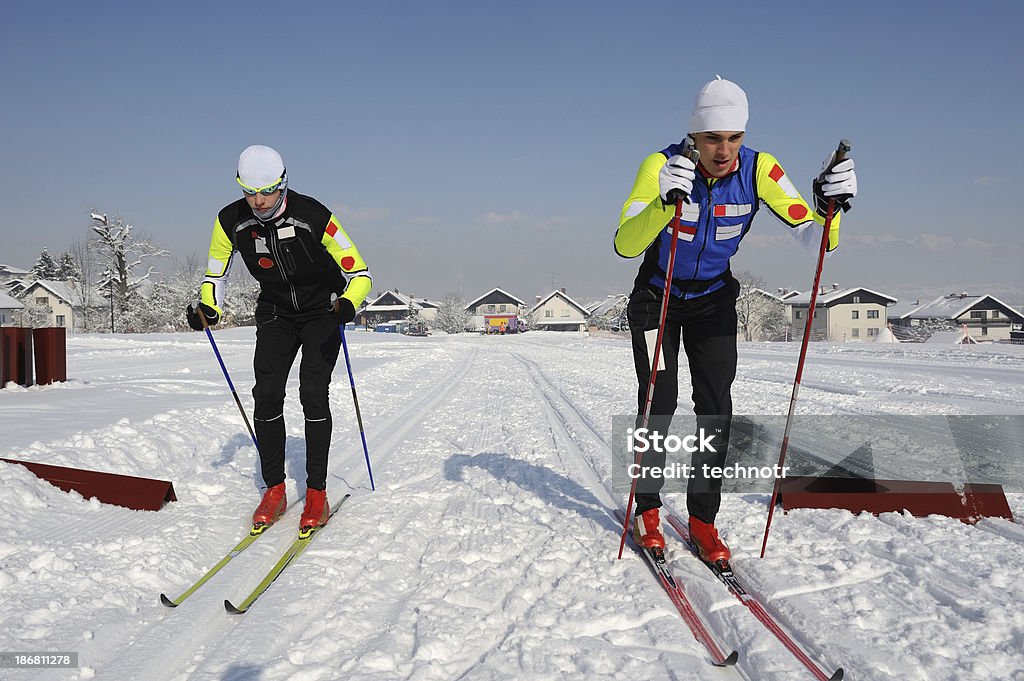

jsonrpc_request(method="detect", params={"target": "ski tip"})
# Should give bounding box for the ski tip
[715,650,740,667]
[829,668,844,681]
[224,599,245,615]
[159,593,177,608]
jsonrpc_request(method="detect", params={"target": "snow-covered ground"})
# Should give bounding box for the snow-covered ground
[1,329,1023,681]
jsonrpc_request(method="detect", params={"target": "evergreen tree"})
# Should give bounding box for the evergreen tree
[31,248,59,280]
[55,252,81,281]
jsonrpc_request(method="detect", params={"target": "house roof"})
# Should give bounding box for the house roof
[740,287,784,301]
[785,286,897,306]
[890,293,1024,322]
[465,287,526,310]
[20,279,107,308]
[0,291,24,309]
[24,279,78,304]
[0,264,31,276]
[585,294,628,316]
[529,289,590,316]
[364,290,438,311]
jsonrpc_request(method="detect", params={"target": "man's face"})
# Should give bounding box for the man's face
[692,131,745,178]
[244,189,281,213]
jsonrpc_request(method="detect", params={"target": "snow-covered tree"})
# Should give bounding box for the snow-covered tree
[31,248,59,280]
[16,293,50,328]
[589,295,629,332]
[68,238,101,332]
[433,293,469,334]
[88,211,169,333]
[407,297,423,324]
[736,271,787,342]
[223,268,260,327]
[55,251,81,281]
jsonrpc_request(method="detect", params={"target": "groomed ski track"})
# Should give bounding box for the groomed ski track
[3,329,1022,680]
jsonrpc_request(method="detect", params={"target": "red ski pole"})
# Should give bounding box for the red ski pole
[618,137,700,559]
[759,139,851,558]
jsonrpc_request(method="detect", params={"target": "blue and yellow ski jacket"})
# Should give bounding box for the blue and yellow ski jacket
[615,143,841,299]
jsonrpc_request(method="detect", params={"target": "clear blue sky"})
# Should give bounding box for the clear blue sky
[2,0,1022,304]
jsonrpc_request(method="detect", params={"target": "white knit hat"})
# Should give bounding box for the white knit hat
[237,145,286,189]
[688,76,748,133]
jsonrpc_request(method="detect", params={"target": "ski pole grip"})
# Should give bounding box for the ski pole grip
[665,136,701,205]
[832,139,852,212]
[835,139,851,165]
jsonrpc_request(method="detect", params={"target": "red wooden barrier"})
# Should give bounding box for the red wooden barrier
[1,458,177,511]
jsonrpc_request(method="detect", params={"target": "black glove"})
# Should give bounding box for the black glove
[331,294,356,325]
[186,302,220,331]
[812,152,857,216]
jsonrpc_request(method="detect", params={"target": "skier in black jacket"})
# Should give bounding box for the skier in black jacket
[187,145,372,530]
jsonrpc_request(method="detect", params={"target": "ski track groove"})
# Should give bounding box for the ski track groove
[508,348,888,681]
[68,345,478,681]
[508,350,752,681]
[181,346,482,680]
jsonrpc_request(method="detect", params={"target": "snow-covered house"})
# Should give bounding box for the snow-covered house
[19,280,84,330]
[465,288,526,332]
[0,290,24,326]
[585,294,629,332]
[529,289,590,332]
[784,285,897,342]
[888,293,1024,342]
[361,289,440,325]
[0,264,31,286]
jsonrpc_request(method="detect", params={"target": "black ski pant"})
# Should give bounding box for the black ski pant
[252,312,341,491]
[627,278,739,524]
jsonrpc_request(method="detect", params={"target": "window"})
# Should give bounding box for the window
[867,309,879,319]
[488,305,495,313]
[56,315,66,327]
[36,296,48,305]
[970,310,985,319]
[561,309,570,317]
[868,328,879,336]
[499,305,506,312]
[851,328,860,338]
[853,296,861,303]
[795,310,802,319]
[545,310,553,318]
[851,310,860,320]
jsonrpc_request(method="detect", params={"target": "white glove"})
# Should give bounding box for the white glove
[813,153,856,214]
[658,154,696,203]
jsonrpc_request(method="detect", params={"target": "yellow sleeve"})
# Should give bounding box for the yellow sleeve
[199,217,235,315]
[614,153,675,258]
[755,152,841,252]
[322,214,372,308]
